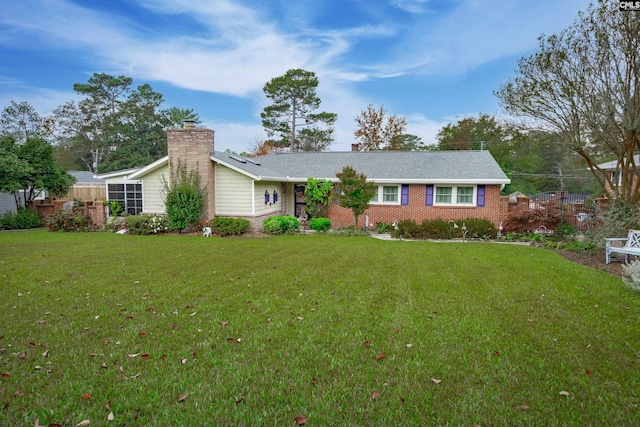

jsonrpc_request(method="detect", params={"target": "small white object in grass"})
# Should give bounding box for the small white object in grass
[297,317,304,321]
[406,344,413,348]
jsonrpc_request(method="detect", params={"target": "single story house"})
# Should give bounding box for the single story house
[96,126,510,230]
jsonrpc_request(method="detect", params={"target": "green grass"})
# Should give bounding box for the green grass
[1,231,639,426]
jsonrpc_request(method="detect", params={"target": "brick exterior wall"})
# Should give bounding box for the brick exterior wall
[326,184,508,228]
[167,128,216,220]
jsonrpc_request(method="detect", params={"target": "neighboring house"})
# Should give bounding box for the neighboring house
[0,192,17,216]
[0,190,46,215]
[64,171,106,201]
[596,155,640,190]
[96,126,511,230]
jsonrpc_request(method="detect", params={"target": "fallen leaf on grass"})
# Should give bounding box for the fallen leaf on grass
[101,362,107,369]
[190,312,197,317]
[220,321,228,327]
[585,369,593,376]
[138,332,146,338]
[160,354,167,359]
[235,398,244,406]
[34,418,40,427]
[559,390,571,396]
[107,412,114,421]
[372,391,380,400]
[146,307,153,312]
[2,373,9,378]
[376,353,385,360]
[311,377,318,384]
[177,393,187,402]
[13,391,24,397]
[119,366,124,374]
[431,378,442,384]
[81,393,91,399]
[41,350,49,357]
[128,353,140,358]
[181,358,187,365]
[29,342,36,347]
[75,420,90,427]
[364,340,370,346]
[34,366,42,370]
[493,351,502,356]
[125,372,141,380]
[294,415,308,425]
[106,401,111,410]
[519,405,530,410]
[141,354,150,360]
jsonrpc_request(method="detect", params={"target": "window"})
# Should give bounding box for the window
[433,185,475,206]
[107,182,143,215]
[435,186,452,204]
[370,185,400,204]
[457,187,473,204]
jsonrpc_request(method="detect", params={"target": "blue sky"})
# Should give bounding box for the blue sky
[0,0,590,153]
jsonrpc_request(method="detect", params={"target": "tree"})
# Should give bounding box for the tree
[354,104,407,151]
[250,139,281,157]
[52,73,172,172]
[0,101,49,143]
[387,134,426,151]
[436,114,507,151]
[165,107,201,128]
[335,166,376,228]
[0,136,75,209]
[304,178,334,218]
[161,160,204,232]
[261,69,337,151]
[495,0,640,204]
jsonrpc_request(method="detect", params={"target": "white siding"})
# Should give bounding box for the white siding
[215,165,254,215]
[141,165,169,214]
[254,181,283,216]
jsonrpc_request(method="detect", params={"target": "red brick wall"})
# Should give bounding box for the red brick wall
[167,128,216,220]
[326,184,507,228]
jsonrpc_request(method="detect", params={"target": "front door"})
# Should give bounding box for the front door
[294,184,307,220]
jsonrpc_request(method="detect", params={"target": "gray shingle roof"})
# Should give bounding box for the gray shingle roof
[68,170,105,183]
[210,150,510,184]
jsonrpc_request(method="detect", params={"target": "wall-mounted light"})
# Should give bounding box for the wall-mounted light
[264,190,270,205]
[273,190,278,203]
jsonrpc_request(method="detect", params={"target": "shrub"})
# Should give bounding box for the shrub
[461,218,497,239]
[584,199,640,249]
[0,208,41,230]
[391,220,421,239]
[420,218,451,239]
[210,217,250,236]
[390,218,497,240]
[47,203,94,232]
[309,217,331,232]
[162,160,204,232]
[376,222,394,234]
[622,260,640,291]
[327,226,370,237]
[263,216,299,235]
[124,214,170,235]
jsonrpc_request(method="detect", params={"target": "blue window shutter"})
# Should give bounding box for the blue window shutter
[401,185,409,205]
[425,185,433,206]
[477,185,485,207]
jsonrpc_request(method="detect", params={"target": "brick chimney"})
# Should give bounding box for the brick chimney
[167,126,215,221]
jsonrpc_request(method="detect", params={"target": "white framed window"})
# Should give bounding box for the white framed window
[434,185,476,206]
[107,182,143,215]
[370,185,400,204]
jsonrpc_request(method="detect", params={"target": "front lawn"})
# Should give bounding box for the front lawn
[0,231,638,426]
